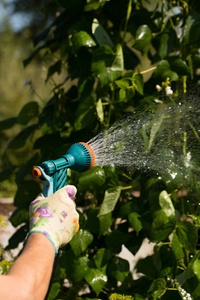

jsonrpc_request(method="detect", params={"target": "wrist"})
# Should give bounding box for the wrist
[27,231,57,255]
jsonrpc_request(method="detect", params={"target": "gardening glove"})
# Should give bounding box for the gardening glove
[28,185,79,255]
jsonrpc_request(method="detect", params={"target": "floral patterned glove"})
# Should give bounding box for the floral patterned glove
[28,185,79,255]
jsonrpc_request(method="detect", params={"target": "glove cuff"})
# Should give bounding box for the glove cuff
[27,230,58,255]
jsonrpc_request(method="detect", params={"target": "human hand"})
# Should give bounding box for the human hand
[28,185,79,254]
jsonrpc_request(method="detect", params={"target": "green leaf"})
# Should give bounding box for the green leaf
[0,260,13,274]
[72,31,96,53]
[91,44,124,87]
[132,73,144,95]
[86,208,100,234]
[17,102,39,125]
[105,230,130,253]
[85,0,101,11]
[14,180,41,207]
[136,255,157,279]
[9,205,29,227]
[0,117,17,130]
[96,98,104,123]
[5,224,28,250]
[176,220,198,252]
[70,229,93,256]
[23,44,45,67]
[84,268,107,296]
[176,251,200,285]
[157,32,170,59]
[153,60,179,82]
[99,212,113,235]
[71,256,90,282]
[46,60,62,82]
[171,232,184,260]
[98,186,121,216]
[0,166,16,182]
[107,257,129,282]
[159,190,175,217]
[192,259,200,281]
[74,94,96,131]
[93,248,113,270]
[151,210,176,241]
[15,153,40,185]
[119,87,135,102]
[128,212,143,234]
[92,18,113,48]
[47,282,61,300]
[148,114,164,151]
[184,13,200,47]
[7,124,37,149]
[115,79,130,89]
[141,0,160,11]
[148,278,167,299]
[78,167,106,191]
[133,25,152,54]
[171,58,190,76]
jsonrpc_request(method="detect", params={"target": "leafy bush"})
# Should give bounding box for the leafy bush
[1,0,200,299]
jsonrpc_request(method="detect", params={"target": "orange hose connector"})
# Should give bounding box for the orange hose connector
[32,167,42,177]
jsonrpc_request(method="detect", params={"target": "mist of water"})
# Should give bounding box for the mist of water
[87,101,200,186]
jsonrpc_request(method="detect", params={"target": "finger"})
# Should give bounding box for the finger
[64,185,77,200]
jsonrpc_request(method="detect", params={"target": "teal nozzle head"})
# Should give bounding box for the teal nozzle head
[65,142,95,172]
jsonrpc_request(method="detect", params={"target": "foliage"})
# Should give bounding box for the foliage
[109,294,134,300]
[1,0,200,299]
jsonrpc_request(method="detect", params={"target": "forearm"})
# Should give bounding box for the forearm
[0,233,55,300]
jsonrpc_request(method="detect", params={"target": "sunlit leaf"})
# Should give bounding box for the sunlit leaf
[96,98,104,123]
[133,25,152,54]
[84,268,107,296]
[159,190,175,217]
[192,258,200,281]
[72,31,96,53]
[98,186,121,216]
